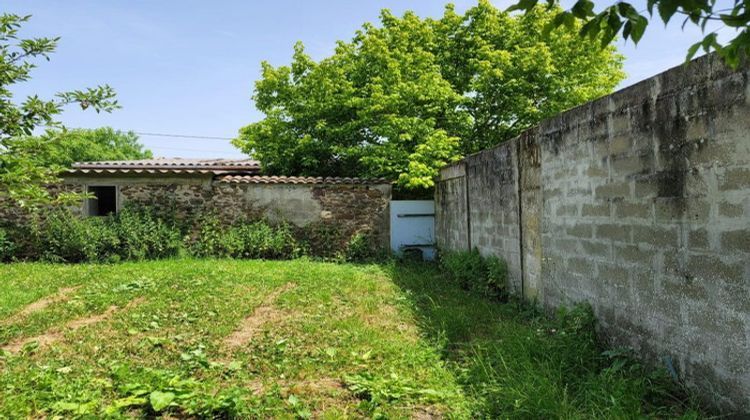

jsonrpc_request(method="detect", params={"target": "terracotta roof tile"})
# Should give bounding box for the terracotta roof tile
[216,175,391,185]
[66,158,260,175]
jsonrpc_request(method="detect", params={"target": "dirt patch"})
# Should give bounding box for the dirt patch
[287,377,345,394]
[1,297,145,354]
[412,406,445,419]
[246,376,344,397]
[2,286,80,325]
[247,379,265,395]
[224,283,297,348]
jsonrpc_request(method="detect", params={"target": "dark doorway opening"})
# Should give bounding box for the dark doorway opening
[87,186,117,216]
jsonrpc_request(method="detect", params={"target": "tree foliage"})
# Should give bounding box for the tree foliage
[508,0,750,68]
[234,1,624,188]
[9,128,152,168]
[0,13,119,208]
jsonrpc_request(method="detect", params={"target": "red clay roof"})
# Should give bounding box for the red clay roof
[217,175,390,185]
[67,158,260,175]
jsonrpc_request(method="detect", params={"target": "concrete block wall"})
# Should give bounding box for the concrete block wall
[435,163,469,252]
[434,53,750,412]
[466,141,524,294]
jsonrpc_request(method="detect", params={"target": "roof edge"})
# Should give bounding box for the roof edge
[216,175,392,185]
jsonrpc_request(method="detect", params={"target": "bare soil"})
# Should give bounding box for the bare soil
[224,283,297,348]
[1,297,144,354]
[2,286,80,325]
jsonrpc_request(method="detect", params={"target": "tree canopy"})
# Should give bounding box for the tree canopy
[8,128,152,169]
[0,13,119,208]
[234,1,625,188]
[508,0,750,68]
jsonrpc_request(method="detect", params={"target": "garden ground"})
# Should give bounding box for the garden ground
[0,259,704,418]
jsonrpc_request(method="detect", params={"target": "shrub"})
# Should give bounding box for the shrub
[32,207,181,263]
[34,210,120,263]
[191,217,300,260]
[344,232,385,262]
[485,256,508,299]
[439,249,486,290]
[190,214,225,257]
[0,227,15,261]
[439,249,507,300]
[111,207,182,260]
[224,221,300,260]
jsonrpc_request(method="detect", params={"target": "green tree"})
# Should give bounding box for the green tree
[508,0,750,68]
[9,128,152,169]
[234,1,624,188]
[0,13,119,208]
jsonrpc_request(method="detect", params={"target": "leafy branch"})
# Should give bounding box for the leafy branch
[507,0,750,68]
[0,13,120,209]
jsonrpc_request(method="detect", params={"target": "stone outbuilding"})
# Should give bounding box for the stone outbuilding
[59,158,392,248]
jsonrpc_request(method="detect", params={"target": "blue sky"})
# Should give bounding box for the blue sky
[4,1,733,159]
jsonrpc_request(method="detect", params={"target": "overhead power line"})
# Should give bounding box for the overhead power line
[148,145,239,153]
[43,125,236,142]
[133,132,234,141]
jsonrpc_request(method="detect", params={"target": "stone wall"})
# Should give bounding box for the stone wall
[1,174,391,250]
[435,54,750,412]
[0,184,85,224]
[82,176,390,249]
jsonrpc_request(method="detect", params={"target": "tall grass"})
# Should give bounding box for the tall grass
[389,262,705,418]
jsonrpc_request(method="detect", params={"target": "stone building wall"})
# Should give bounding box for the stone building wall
[0,184,85,225]
[435,54,750,412]
[66,175,391,248]
[0,175,391,250]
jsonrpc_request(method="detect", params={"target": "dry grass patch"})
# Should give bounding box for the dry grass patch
[1,297,144,354]
[223,282,297,348]
[1,286,80,325]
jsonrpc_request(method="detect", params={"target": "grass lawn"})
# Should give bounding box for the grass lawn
[0,259,702,418]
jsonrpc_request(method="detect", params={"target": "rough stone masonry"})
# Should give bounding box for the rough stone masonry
[0,173,392,253]
[435,53,750,412]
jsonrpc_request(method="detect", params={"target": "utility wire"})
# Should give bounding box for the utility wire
[148,145,238,153]
[43,125,236,142]
[134,132,234,141]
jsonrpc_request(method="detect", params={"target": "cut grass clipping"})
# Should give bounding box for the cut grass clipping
[0,259,705,418]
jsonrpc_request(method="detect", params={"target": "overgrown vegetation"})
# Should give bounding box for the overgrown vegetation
[2,209,381,264]
[0,227,14,262]
[0,260,705,417]
[17,208,182,263]
[191,215,302,260]
[343,232,385,263]
[440,249,508,300]
[390,262,706,418]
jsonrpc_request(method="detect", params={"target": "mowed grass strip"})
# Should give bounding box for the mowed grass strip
[0,259,468,418]
[0,259,705,418]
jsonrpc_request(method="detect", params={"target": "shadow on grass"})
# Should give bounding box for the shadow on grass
[385,261,707,419]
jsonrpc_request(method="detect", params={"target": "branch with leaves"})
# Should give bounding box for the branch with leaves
[508,0,750,67]
[0,13,120,209]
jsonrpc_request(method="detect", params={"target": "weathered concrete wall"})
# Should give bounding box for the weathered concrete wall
[435,54,750,412]
[466,141,523,294]
[435,163,469,252]
[518,131,543,300]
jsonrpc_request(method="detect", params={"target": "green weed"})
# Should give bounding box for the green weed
[0,259,708,418]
